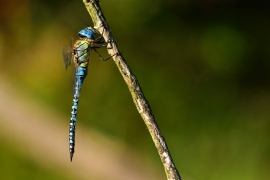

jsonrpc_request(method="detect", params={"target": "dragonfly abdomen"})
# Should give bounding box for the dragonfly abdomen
[69,66,87,161]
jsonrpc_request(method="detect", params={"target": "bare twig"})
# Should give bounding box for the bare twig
[82,0,181,179]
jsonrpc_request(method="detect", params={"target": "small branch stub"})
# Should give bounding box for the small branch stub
[82,0,182,179]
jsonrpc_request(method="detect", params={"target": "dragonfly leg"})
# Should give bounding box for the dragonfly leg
[93,36,104,43]
[93,28,105,44]
[92,27,121,60]
[92,28,114,49]
[93,48,122,61]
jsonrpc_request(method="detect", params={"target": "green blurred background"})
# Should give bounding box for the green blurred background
[0,0,270,179]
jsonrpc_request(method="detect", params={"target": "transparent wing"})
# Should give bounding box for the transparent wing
[72,68,78,92]
[62,38,73,69]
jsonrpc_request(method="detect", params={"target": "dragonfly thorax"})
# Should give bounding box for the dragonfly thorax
[73,39,92,66]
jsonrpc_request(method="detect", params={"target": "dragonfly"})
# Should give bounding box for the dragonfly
[62,27,109,162]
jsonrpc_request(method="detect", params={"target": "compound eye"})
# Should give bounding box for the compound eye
[78,28,95,39]
[78,34,86,38]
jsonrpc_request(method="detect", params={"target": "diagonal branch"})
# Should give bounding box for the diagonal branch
[82,0,181,179]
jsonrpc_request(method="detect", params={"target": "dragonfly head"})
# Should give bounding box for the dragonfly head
[78,27,95,39]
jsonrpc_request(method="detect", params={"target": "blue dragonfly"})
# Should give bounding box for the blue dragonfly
[62,27,109,161]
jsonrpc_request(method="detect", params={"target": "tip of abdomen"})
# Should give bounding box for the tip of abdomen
[70,152,74,162]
